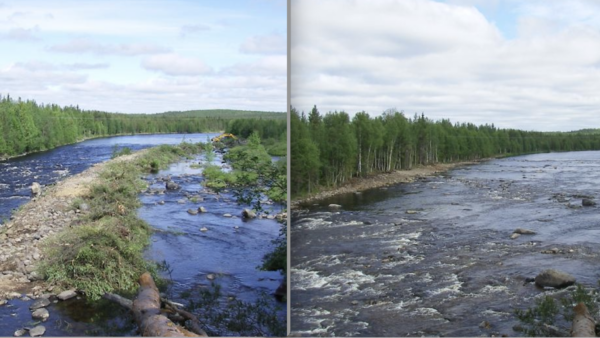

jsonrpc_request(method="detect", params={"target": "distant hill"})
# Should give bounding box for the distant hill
[157,109,286,120]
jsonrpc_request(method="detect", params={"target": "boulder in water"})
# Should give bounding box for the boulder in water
[582,199,596,207]
[198,206,207,213]
[31,182,42,197]
[328,204,342,209]
[29,326,46,337]
[187,209,198,215]
[242,208,256,219]
[29,298,50,310]
[31,308,49,321]
[56,289,77,301]
[513,228,536,235]
[165,181,179,190]
[535,269,575,288]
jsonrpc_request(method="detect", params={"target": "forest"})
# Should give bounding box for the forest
[0,94,285,158]
[291,105,600,197]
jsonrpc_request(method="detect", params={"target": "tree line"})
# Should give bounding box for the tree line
[0,94,284,158]
[291,105,600,197]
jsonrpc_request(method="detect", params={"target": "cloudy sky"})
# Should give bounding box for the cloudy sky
[0,0,286,114]
[292,0,600,131]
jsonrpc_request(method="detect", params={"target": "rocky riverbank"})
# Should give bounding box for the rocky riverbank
[292,160,485,208]
[0,150,149,299]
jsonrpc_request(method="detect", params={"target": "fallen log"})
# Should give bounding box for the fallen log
[105,273,206,337]
[571,302,596,337]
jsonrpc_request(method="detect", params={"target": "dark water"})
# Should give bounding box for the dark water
[0,133,285,336]
[291,151,600,337]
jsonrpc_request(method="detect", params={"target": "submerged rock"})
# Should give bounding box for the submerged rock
[29,298,50,310]
[510,233,520,240]
[535,269,575,288]
[200,227,208,232]
[14,328,26,337]
[223,213,232,218]
[582,198,596,207]
[198,206,207,213]
[187,209,198,215]
[165,181,179,190]
[513,228,536,235]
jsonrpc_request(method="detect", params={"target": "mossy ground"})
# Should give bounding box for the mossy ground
[39,142,202,300]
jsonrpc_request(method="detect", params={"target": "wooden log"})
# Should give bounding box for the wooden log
[572,302,596,337]
[132,272,200,337]
[103,292,133,310]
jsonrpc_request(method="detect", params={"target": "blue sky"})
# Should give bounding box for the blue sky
[0,0,286,113]
[292,0,600,131]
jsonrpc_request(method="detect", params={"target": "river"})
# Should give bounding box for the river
[0,133,285,336]
[291,151,600,337]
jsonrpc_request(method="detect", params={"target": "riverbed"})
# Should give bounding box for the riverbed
[0,133,285,336]
[291,151,600,337]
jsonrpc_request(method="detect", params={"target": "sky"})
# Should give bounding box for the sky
[291,0,600,132]
[0,0,286,114]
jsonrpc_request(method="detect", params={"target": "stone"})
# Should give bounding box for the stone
[223,213,232,217]
[56,289,77,301]
[28,325,45,337]
[242,208,256,219]
[582,198,596,207]
[206,274,215,280]
[187,209,198,215]
[165,181,179,190]
[535,269,576,288]
[479,321,491,329]
[198,207,207,213]
[328,204,342,209]
[513,228,536,235]
[31,308,49,321]
[31,183,42,197]
[0,299,6,306]
[177,199,186,204]
[158,201,165,205]
[29,298,50,310]
[7,292,21,299]
[200,227,208,232]
[406,210,418,214]
[510,233,521,240]
[14,328,26,337]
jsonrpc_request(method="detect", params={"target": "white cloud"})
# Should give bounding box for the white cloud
[142,53,213,76]
[180,23,210,37]
[240,33,286,55]
[292,0,600,131]
[48,38,170,56]
[3,25,40,41]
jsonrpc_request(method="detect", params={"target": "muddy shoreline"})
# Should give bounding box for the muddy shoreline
[0,150,149,299]
[292,159,488,208]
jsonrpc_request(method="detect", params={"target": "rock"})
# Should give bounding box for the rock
[351,300,358,305]
[31,308,49,321]
[198,206,207,213]
[582,198,596,207]
[274,279,286,301]
[28,325,45,337]
[510,233,521,240]
[242,209,256,219]
[158,200,165,205]
[535,269,576,288]
[79,203,89,211]
[31,183,42,197]
[328,204,342,209]
[513,228,536,235]
[479,321,491,329]
[7,292,21,299]
[206,274,216,280]
[187,209,198,215]
[406,210,418,214]
[223,213,232,217]
[29,298,50,310]
[177,199,186,204]
[165,181,179,190]
[200,227,208,232]
[14,328,26,337]
[56,289,77,301]
[0,299,6,306]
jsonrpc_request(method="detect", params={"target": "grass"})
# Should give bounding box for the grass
[39,142,203,300]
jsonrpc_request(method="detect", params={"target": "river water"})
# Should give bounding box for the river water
[0,133,285,336]
[291,151,600,337]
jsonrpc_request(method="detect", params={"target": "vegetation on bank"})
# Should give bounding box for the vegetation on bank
[0,94,284,158]
[203,133,287,275]
[39,143,203,300]
[291,105,600,197]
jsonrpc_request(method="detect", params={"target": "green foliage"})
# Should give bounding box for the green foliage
[203,139,215,163]
[261,223,287,275]
[291,105,600,198]
[0,94,283,158]
[110,145,132,159]
[39,143,203,300]
[515,284,599,337]
[185,283,286,337]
